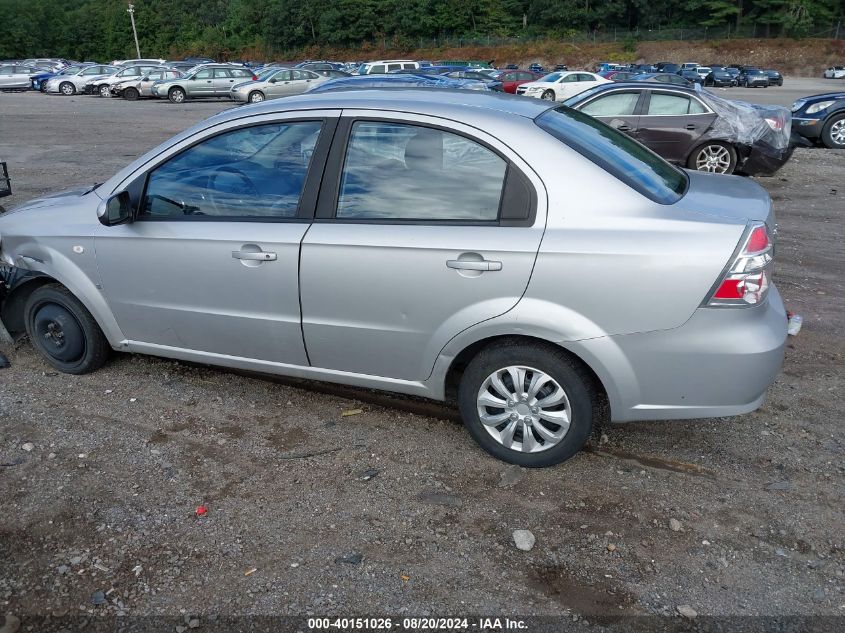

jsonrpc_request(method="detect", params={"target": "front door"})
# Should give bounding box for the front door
[95,117,335,364]
[300,115,546,381]
[189,68,214,96]
[577,90,644,138]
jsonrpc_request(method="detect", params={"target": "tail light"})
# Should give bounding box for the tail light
[706,223,773,307]
[251,74,258,80]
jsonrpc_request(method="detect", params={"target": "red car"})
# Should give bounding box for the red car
[492,69,542,94]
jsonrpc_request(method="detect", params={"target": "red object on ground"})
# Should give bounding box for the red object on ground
[195,504,208,517]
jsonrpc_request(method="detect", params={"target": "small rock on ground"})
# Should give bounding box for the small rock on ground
[513,529,535,552]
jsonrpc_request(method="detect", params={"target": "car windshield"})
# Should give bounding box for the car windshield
[539,72,563,83]
[535,106,688,205]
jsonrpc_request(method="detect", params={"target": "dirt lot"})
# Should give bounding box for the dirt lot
[0,91,843,630]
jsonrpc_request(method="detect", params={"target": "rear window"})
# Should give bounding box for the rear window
[535,107,688,205]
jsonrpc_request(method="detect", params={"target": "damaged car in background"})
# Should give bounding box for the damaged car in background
[0,90,786,467]
[565,83,795,175]
[112,68,184,100]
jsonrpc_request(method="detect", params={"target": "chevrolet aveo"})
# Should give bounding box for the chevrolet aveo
[0,91,786,467]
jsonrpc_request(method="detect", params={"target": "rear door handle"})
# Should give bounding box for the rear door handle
[447,259,502,271]
[232,250,277,261]
[685,124,697,130]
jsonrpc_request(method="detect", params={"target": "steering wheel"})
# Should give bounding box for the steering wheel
[207,166,258,215]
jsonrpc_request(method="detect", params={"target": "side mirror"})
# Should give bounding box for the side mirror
[98,190,134,226]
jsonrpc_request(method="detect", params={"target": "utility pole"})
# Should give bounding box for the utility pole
[127,3,141,59]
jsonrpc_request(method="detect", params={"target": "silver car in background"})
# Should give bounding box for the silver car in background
[151,64,256,103]
[44,64,117,95]
[0,91,786,467]
[85,64,163,97]
[112,68,184,100]
[230,67,330,103]
[0,64,49,90]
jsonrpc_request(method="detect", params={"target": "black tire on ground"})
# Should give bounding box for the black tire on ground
[59,81,74,96]
[24,284,110,375]
[458,341,597,467]
[687,141,738,175]
[248,90,265,103]
[820,114,845,149]
[98,84,111,97]
[168,87,186,103]
[123,87,139,101]
[541,89,555,101]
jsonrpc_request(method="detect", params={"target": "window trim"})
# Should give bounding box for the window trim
[132,117,338,224]
[313,116,536,227]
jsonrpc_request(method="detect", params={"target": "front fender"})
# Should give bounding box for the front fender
[0,241,126,348]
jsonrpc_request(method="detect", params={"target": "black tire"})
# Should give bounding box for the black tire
[168,86,186,103]
[248,90,265,103]
[821,114,845,149]
[687,141,738,175]
[458,341,596,467]
[24,284,110,375]
[98,84,111,97]
[541,89,556,101]
[123,87,139,101]
[59,81,75,96]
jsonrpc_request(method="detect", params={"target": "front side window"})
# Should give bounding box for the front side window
[336,122,507,222]
[369,65,385,74]
[581,92,640,116]
[82,67,102,75]
[536,107,687,205]
[141,122,322,220]
[193,69,212,79]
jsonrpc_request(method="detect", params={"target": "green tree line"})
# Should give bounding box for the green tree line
[0,0,842,61]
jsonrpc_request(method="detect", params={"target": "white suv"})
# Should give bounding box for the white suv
[357,60,419,74]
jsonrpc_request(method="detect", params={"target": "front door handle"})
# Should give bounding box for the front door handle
[447,259,502,272]
[685,124,697,130]
[616,124,631,132]
[232,250,277,261]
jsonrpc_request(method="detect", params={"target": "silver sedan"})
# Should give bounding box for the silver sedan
[230,68,330,103]
[0,91,786,467]
[44,65,117,95]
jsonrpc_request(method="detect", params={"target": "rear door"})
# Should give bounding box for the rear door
[299,113,546,381]
[635,90,716,163]
[213,68,237,95]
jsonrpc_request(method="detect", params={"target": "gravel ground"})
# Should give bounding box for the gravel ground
[0,91,843,630]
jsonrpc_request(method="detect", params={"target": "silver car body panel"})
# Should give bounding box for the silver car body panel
[0,90,785,422]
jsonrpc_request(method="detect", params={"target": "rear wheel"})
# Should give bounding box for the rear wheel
[24,285,110,375]
[248,90,265,103]
[123,87,139,101]
[821,114,845,149]
[168,87,186,103]
[458,342,596,467]
[541,89,555,101]
[688,141,737,174]
[59,81,74,96]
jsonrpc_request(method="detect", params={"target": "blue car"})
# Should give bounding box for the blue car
[791,92,845,148]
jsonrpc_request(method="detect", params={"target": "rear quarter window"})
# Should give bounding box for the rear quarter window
[535,106,688,205]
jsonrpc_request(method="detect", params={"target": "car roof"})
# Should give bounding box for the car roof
[211,88,554,121]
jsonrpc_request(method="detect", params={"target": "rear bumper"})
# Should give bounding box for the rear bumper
[572,286,787,422]
[738,140,794,176]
